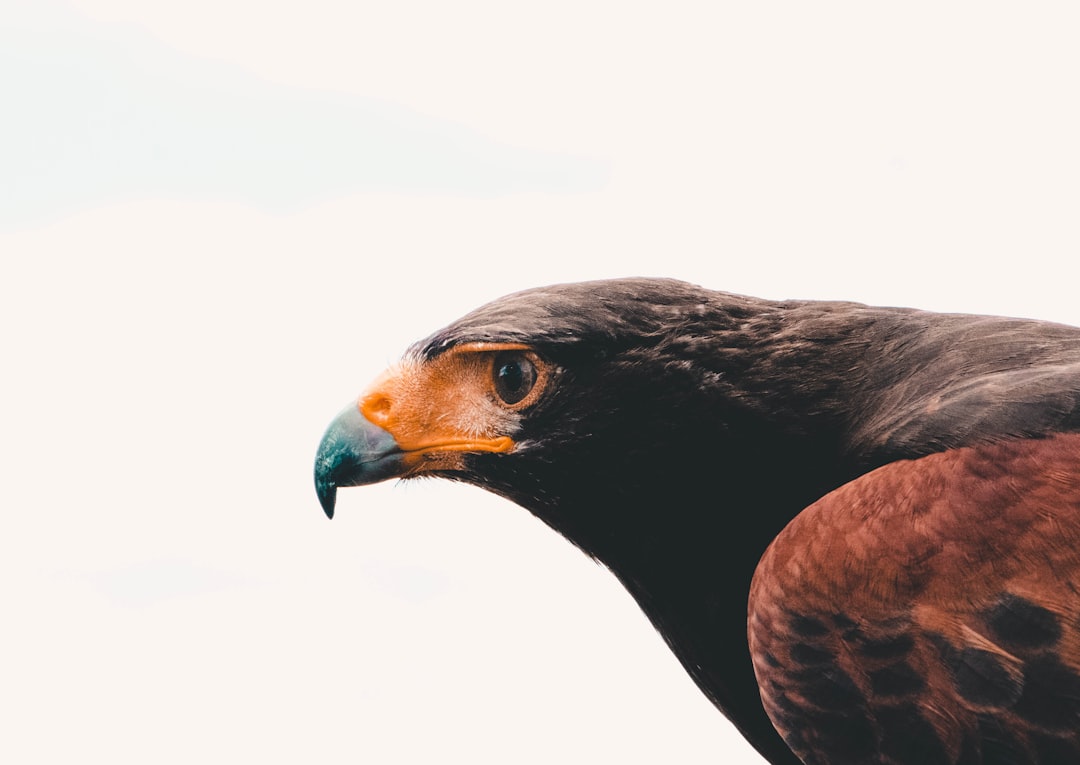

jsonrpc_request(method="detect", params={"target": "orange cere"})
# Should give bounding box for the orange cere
[357,344,531,464]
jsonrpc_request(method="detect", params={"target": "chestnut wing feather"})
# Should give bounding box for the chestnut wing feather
[749,433,1080,765]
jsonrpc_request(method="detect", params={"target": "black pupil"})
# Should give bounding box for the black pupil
[494,352,536,405]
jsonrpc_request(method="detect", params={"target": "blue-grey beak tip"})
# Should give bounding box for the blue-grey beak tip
[314,404,404,519]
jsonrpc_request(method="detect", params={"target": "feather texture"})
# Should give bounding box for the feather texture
[750,433,1080,764]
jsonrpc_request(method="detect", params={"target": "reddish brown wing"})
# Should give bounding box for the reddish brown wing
[749,433,1080,765]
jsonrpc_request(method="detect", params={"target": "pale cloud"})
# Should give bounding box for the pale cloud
[1,2,607,226]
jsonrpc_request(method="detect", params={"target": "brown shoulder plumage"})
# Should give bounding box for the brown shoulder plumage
[750,432,1080,764]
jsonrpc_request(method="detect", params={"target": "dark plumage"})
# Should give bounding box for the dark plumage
[314,278,1080,764]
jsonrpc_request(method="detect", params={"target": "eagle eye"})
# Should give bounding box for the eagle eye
[493,351,537,406]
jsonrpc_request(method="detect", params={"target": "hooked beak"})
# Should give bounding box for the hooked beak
[313,404,404,519]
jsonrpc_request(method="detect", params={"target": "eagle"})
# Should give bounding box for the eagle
[314,278,1080,765]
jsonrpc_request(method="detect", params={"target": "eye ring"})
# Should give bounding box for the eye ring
[492,351,539,406]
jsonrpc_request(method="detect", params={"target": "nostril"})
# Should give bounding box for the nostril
[360,392,393,427]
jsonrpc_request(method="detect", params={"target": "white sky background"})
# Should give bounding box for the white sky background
[3,2,1080,763]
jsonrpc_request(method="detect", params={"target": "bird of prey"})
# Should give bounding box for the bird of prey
[314,278,1080,765]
